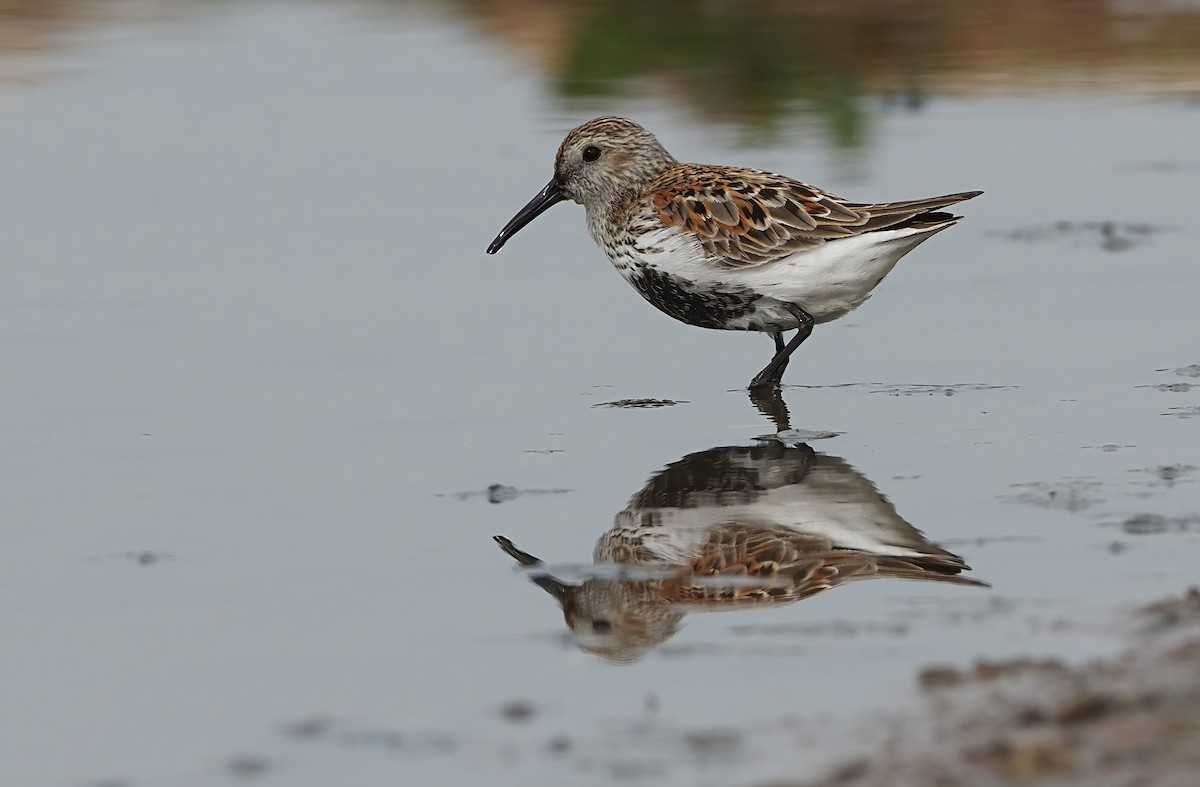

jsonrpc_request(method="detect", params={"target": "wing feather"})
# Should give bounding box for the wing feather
[649,164,981,269]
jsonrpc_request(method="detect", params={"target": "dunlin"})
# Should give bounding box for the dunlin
[497,436,986,662]
[487,116,981,390]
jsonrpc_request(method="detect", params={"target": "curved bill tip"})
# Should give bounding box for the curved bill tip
[486,178,564,254]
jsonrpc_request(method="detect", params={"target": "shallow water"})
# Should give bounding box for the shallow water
[2,2,1200,785]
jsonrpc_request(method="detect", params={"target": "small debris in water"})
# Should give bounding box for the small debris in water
[1130,464,1196,486]
[1162,406,1200,419]
[282,716,332,739]
[919,658,1069,691]
[1138,382,1195,392]
[761,428,842,445]
[488,484,519,503]
[274,717,457,753]
[338,728,403,749]
[1002,479,1103,512]
[546,735,572,754]
[683,728,742,758]
[917,666,965,690]
[96,551,172,566]
[442,484,571,503]
[1082,443,1133,452]
[991,220,1173,251]
[1158,363,1200,378]
[1122,514,1170,535]
[129,551,167,565]
[1119,513,1200,535]
[227,754,271,778]
[870,383,1016,397]
[500,700,537,723]
[593,398,687,408]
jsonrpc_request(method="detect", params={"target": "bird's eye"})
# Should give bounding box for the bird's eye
[591,619,612,633]
[582,145,602,163]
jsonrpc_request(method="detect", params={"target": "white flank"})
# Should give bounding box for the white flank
[615,220,958,326]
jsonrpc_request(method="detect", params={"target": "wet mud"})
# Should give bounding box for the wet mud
[790,589,1200,787]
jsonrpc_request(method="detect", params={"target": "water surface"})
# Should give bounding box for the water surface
[2,2,1199,785]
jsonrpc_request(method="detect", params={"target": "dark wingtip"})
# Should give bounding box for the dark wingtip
[962,190,984,199]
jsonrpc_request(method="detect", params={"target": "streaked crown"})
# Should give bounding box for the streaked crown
[553,116,676,207]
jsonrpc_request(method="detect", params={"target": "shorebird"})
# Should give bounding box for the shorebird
[487,116,981,390]
[496,438,987,663]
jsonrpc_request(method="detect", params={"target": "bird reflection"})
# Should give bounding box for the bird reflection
[496,391,987,663]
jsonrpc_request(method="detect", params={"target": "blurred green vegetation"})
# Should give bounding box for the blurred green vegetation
[7,0,1200,149]
[554,0,945,148]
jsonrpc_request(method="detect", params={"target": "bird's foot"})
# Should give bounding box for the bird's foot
[748,375,782,392]
[748,363,787,391]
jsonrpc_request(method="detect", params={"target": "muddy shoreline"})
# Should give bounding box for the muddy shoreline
[784,588,1200,786]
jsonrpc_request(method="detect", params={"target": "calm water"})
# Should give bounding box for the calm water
[3,2,1199,785]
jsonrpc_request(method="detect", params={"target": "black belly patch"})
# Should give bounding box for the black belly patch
[628,266,761,330]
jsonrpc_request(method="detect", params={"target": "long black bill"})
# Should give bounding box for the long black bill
[494,535,543,567]
[486,178,564,254]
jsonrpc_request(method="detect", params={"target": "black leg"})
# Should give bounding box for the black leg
[749,306,815,390]
[761,331,787,384]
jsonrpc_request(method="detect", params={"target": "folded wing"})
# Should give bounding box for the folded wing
[650,164,981,269]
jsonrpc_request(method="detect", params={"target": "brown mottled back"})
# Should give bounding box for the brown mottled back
[650,164,981,268]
